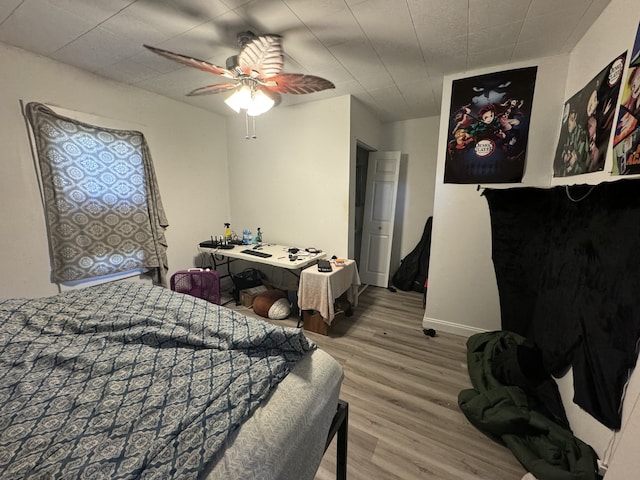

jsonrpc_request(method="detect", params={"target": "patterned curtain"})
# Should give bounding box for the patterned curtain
[25,103,169,286]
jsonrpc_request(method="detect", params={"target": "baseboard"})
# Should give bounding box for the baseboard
[422,316,487,338]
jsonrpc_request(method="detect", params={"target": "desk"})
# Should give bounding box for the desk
[199,243,325,270]
[298,260,361,328]
[198,244,326,304]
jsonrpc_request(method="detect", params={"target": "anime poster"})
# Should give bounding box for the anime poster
[444,66,537,184]
[553,53,626,177]
[613,129,640,175]
[612,22,640,175]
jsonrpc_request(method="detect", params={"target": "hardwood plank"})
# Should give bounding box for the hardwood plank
[229,286,527,480]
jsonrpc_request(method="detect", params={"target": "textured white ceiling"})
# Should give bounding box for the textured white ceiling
[0,0,611,121]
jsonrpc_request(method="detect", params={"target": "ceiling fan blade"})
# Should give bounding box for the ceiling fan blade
[238,34,284,78]
[187,82,239,96]
[143,44,236,79]
[266,74,335,95]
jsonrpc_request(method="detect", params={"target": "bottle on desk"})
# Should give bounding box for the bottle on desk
[254,227,263,244]
[242,229,252,245]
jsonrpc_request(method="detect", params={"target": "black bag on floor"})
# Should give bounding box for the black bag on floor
[232,268,266,302]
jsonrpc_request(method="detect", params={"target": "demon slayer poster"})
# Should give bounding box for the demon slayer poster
[553,53,626,177]
[612,22,640,175]
[444,66,537,184]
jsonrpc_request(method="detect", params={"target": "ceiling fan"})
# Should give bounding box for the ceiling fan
[144,31,335,117]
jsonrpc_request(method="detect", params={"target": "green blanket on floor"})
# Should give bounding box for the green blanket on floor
[458,331,599,480]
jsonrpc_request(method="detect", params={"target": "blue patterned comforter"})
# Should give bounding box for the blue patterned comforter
[0,282,313,479]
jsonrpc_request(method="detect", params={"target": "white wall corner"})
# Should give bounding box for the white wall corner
[422,316,488,338]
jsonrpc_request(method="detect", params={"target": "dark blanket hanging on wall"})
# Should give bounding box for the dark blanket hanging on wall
[484,179,640,430]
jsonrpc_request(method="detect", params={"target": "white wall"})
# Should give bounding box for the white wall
[423,0,640,465]
[0,41,421,300]
[424,54,569,337]
[424,0,640,335]
[224,95,440,291]
[380,116,439,269]
[349,97,382,260]
[550,0,640,468]
[350,96,382,156]
[226,95,353,262]
[0,43,230,299]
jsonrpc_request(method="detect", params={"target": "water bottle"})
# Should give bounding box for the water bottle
[242,229,252,245]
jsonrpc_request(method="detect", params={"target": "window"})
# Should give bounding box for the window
[25,103,169,286]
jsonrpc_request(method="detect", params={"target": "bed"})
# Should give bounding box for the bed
[0,281,345,479]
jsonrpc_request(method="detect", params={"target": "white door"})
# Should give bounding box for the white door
[358,151,401,287]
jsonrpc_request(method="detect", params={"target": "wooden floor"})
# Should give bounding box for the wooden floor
[229,286,527,480]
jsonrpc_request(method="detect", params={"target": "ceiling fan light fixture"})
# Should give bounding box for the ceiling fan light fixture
[247,89,275,116]
[224,84,275,116]
[224,85,252,113]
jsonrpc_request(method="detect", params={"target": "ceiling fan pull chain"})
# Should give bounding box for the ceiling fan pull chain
[244,111,250,139]
[252,116,257,139]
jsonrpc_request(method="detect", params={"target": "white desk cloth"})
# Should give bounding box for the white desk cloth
[298,260,361,325]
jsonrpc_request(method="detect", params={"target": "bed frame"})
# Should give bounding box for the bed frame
[325,400,349,480]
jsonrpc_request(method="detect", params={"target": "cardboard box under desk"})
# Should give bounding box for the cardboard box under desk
[303,310,330,335]
[302,292,353,335]
[240,285,268,308]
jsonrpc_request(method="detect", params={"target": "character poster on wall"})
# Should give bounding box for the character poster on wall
[444,66,537,184]
[553,53,626,177]
[612,22,640,175]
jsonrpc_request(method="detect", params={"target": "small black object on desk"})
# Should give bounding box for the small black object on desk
[241,249,272,258]
[317,259,332,272]
[199,236,235,249]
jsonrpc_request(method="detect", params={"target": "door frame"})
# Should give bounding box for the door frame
[358,151,401,287]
